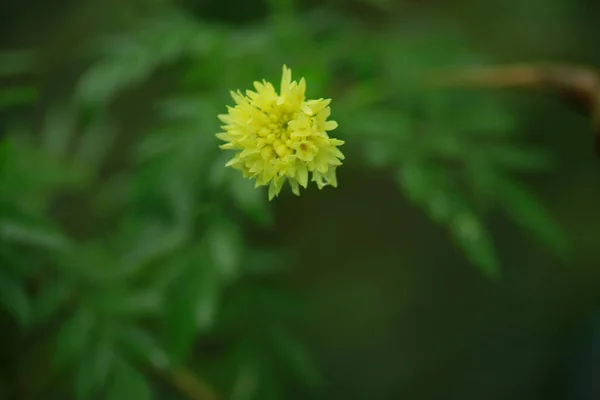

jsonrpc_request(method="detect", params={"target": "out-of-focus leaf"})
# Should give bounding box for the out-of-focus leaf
[0,86,37,107]
[144,253,188,293]
[158,96,217,122]
[106,358,153,400]
[194,266,221,333]
[397,164,500,278]
[0,270,30,326]
[230,356,261,400]
[120,223,187,275]
[450,212,500,279]
[497,178,570,258]
[207,217,243,281]
[0,143,88,196]
[363,0,396,9]
[209,153,233,189]
[55,241,122,283]
[397,163,451,222]
[429,130,465,157]
[74,116,116,173]
[88,288,163,318]
[77,61,150,106]
[251,284,309,320]
[346,109,411,140]
[54,308,95,368]
[115,324,169,368]
[0,219,70,251]
[164,245,220,362]
[270,328,321,389]
[443,94,518,137]
[487,145,554,171]
[75,335,114,400]
[77,11,199,106]
[41,102,76,159]
[164,174,193,226]
[135,129,179,162]
[0,50,36,76]
[363,140,395,167]
[229,174,272,225]
[243,248,288,276]
[32,278,72,325]
[336,82,382,111]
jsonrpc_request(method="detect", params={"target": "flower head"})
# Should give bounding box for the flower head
[216,65,344,200]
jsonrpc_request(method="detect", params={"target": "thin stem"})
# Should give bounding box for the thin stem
[160,366,222,400]
[426,63,600,118]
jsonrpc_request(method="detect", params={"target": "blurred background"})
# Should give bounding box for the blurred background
[1,0,600,399]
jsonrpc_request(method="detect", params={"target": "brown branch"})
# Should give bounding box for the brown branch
[159,366,222,400]
[426,63,600,156]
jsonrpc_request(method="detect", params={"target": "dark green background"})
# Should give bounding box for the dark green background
[2,0,600,399]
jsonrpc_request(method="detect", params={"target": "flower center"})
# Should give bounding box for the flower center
[256,111,298,159]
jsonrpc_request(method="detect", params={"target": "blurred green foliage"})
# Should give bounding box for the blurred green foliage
[0,0,581,399]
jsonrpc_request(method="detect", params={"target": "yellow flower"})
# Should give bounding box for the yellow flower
[216,65,344,200]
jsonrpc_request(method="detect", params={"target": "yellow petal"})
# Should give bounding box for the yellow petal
[324,167,338,187]
[217,114,234,124]
[268,181,277,200]
[312,173,326,189]
[289,179,300,195]
[281,64,292,94]
[296,163,308,188]
[230,90,246,105]
[324,120,338,131]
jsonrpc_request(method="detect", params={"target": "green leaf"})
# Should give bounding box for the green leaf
[0,219,71,251]
[487,145,554,171]
[229,174,272,225]
[450,212,500,280]
[74,115,116,173]
[251,284,308,321]
[120,223,187,275]
[144,253,189,293]
[0,270,30,326]
[397,163,453,222]
[75,335,114,400]
[115,324,170,368]
[364,141,395,168]
[207,218,243,282]
[77,61,149,106]
[0,86,38,107]
[164,174,194,225]
[164,245,220,362]
[88,288,163,318]
[107,358,153,400]
[243,248,288,276]
[362,0,395,9]
[230,356,261,400]
[270,328,321,389]
[496,178,570,258]
[0,50,36,76]
[31,278,72,325]
[53,308,95,368]
[41,102,76,159]
[194,270,220,332]
[77,11,198,106]
[346,109,411,140]
[396,164,500,278]
[158,96,217,122]
[0,143,88,196]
